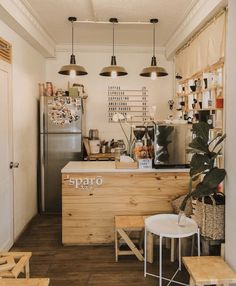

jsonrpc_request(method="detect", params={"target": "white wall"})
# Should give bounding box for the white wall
[225,0,236,272]
[46,47,174,141]
[0,19,45,239]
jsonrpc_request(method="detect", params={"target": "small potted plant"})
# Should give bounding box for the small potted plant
[180,122,226,239]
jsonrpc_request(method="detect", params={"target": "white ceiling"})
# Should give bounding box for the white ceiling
[26,0,199,47]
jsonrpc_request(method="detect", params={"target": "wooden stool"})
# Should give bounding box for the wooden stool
[0,278,49,286]
[115,215,153,262]
[0,252,32,278]
[183,256,236,286]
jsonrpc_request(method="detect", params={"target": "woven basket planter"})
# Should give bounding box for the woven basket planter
[194,194,225,240]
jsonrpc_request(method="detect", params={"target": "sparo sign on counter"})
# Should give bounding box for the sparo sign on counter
[69,176,103,189]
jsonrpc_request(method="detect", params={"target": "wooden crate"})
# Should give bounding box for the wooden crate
[115,161,138,169]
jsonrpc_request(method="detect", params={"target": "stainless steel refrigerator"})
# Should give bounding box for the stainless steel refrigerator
[39,96,84,213]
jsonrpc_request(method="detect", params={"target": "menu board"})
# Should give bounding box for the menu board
[108,86,149,123]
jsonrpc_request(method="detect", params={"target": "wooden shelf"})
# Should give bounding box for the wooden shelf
[177,86,223,97]
[177,92,200,97]
[177,58,224,85]
[195,108,223,111]
[176,61,224,136]
[184,107,224,112]
[202,86,223,91]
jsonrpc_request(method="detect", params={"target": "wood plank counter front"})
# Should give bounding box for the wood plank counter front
[61,162,189,245]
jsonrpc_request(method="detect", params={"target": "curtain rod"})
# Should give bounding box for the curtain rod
[176,7,227,56]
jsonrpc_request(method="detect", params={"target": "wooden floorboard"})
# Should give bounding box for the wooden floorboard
[11,215,189,285]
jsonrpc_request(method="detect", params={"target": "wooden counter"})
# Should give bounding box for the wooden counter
[62,162,189,245]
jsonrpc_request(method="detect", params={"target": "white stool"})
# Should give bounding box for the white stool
[144,214,200,286]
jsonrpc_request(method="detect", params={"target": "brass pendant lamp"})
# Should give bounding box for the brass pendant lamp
[99,18,128,77]
[140,19,168,79]
[58,17,88,77]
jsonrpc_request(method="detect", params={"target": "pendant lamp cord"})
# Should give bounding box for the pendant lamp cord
[112,22,115,57]
[72,20,74,55]
[153,22,155,57]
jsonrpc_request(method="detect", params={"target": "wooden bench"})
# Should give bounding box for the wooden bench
[115,215,153,262]
[183,256,236,286]
[0,252,32,278]
[0,278,49,286]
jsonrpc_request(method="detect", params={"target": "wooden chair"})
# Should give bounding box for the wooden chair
[0,278,49,286]
[115,215,153,262]
[0,252,32,278]
[183,256,236,286]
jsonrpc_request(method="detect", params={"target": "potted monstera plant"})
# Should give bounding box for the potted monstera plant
[180,122,226,239]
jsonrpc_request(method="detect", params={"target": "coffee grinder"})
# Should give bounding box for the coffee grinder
[133,126,146,147]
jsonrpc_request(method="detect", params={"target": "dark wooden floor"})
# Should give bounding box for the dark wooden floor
[12,215,189,286]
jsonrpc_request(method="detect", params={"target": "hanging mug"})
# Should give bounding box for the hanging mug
[203,78,208,89]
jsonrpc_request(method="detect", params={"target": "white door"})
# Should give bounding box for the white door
[0,59,14,251]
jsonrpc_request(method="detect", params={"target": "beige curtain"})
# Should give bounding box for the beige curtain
[176,12,226,79]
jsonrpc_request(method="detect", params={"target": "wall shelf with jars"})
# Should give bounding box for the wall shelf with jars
[176,59,224,131]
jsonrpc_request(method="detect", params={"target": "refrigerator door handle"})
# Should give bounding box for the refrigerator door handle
[40,134,46,212]
[40,96,46,133]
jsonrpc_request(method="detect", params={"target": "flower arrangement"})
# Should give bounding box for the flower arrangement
[112,113,134,157]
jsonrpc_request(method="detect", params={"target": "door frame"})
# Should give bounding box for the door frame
[0,58,14,250]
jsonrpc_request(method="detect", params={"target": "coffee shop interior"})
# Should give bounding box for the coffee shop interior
[1,0,236,285]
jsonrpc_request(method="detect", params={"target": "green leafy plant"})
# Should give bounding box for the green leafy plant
[180,122,226,211]
[155,125,174,163]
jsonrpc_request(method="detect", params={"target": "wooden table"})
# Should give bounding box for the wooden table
[183,256,236,286]
[0,279,49,286]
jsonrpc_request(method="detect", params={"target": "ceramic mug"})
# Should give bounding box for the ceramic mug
[216,98,224,109]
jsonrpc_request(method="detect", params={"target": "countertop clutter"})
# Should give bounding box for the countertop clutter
[84,122,191,170]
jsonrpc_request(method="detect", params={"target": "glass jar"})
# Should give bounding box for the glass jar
[114,147,122,161]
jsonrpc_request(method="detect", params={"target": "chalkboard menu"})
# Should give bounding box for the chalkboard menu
[108,86,149,123]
